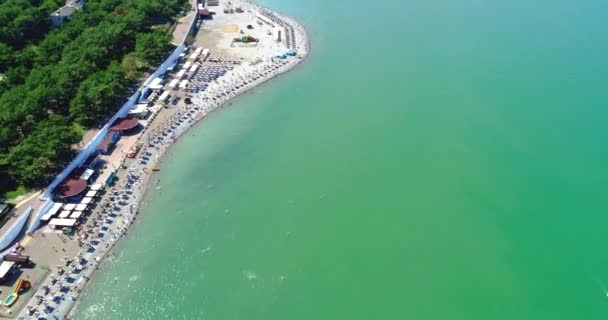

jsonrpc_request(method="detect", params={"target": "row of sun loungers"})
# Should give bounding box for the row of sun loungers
[259,9,297,49]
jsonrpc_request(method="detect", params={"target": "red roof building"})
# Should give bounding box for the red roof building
[55,177,88,198]
[110,117,139,133]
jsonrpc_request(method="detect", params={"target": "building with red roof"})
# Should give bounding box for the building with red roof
[110,117,140,135]
[54,177,88,199]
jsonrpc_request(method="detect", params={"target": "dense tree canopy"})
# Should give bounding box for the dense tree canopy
[0,0,188,193]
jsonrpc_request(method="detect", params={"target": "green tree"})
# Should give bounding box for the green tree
[135,29,171,65]
[70,61,128,125]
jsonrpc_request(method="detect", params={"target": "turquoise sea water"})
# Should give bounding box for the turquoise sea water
[74,0,608,319]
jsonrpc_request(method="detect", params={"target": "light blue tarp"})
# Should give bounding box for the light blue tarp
[0,207,32,251]
[27,200,53,235]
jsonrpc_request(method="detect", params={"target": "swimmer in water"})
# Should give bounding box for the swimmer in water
[280,275,287,281]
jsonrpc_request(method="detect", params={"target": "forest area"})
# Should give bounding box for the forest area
[0,0,189,196]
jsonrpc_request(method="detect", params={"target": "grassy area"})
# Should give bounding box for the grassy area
[2,186,28,200]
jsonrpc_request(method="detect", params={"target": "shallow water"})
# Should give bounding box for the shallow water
[74,0,608,319]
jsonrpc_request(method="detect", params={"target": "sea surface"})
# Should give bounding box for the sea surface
[74,0,608,319]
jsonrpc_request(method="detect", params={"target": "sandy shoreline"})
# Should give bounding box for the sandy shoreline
[12,2,309,319]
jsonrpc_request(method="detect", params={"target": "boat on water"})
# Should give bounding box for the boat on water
[3,292,17,307]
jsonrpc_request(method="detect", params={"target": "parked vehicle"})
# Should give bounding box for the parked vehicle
[127,143,143,158]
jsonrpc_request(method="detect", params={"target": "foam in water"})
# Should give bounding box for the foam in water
[243,270,257,280]
[200,246,212,255]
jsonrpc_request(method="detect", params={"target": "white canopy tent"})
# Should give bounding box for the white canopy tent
[49,219,77,229]
[149,77,163,90]
[70,211,83,219]
[179,80,189,89]
[81,197,93,204]
[59,210,71,218]
[128,104,149,116]
[79,169,94,181]
[0,261,14,279]
[90,184,103,191]
[41,202,63,221]
[159,91,171,102]
[63,203,76,211]
[85,190,97,198]
[75,204,88,211]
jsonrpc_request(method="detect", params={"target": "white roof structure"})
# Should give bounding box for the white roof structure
[81,197,93,204]
[169,79,179,89]
[59,210,71,218]
[75,204,88,211]
[176,70,186,80]
[0,261,14,278]
[189,64,199,73]
[63,203,76,211]
[70,211,83,219]
[90,184,103,191]
[41,213,54,222]
[149,77,163,90]
[85,190,97,198]
[179,80,189,89]
[202,48,210,57]
[49,218,77,227]
[159,91,171,102]
[129,103,149,115]
[79,169,94,181]
[194,47,203,55]
[42,202,63,221]
[183,62,191,70]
